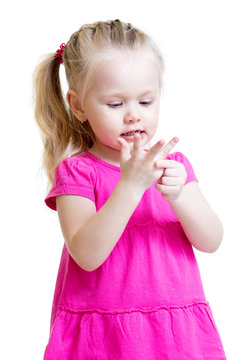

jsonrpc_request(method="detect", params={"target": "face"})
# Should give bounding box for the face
[80,49,161,165]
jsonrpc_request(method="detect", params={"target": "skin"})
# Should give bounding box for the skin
[117,133,184,201]
[67,48,163,165]
[67,47,224,253]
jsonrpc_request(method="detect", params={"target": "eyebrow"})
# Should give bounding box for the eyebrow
[102,90,158,98]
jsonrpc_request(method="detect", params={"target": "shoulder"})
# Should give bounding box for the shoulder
[55,153,96,181]
[166,151,194,168]
[166,151,188,162]
[45,153,96,211]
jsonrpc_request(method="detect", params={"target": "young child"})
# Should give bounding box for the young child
[33,19,226,359]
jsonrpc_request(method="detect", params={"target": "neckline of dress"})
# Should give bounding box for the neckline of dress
[84,151,121,171]
[71,149,151,171]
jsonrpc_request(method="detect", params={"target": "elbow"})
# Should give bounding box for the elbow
[67,235,100,272]
[203,219,224,253]
[67,244,97,272]
[72,255,98,272]
[210,221,224,253]
[194,229,224,254]
[82,262,100,272]
[81,263,103,272]
[70,250,102,272]
[82,266,97,272]
[193,240,222,253]
[210,217,224,253]
[204,239,222,253]
[74,254,98,272]
[208,234,224,253]
[84,258,106,272]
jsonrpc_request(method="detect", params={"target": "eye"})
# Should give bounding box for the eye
[139,101,153,106]
[107,103,122,108]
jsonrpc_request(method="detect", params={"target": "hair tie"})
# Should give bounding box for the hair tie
[55,43,66,64]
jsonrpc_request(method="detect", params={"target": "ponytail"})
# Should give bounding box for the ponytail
[33,53,95,193]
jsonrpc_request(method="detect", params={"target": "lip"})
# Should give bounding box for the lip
[120,131,145,141]
[120,129,144,135]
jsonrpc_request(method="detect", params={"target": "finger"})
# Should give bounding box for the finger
[131,132,142,156]
[155,183,177,195]
[160,137,179,160]
[116,137,130,163]
[161,168,179,177]
[145,138,166,162]
[154,160,180,168]
[154,167,179,180]
[160,176,179,186]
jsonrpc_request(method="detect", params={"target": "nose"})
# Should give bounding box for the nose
[124,103,140,123]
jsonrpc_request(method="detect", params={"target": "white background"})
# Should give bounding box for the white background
[1,0,239,359]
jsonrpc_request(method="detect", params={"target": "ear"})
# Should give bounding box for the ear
[66,90,87,122]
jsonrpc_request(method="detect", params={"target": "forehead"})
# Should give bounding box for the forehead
[90,48,161,94]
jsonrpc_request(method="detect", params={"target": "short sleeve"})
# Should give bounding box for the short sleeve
[171,152,198,185]
[45,157,96,211]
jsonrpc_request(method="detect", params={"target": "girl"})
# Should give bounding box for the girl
[33,19,226,359]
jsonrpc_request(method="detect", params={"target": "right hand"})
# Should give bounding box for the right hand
[116,133,179,195]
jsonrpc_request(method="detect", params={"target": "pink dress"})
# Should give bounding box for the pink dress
[43,151,226,359]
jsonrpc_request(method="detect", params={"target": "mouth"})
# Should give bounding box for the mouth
[120,130,146,142]
[121,130,145,136]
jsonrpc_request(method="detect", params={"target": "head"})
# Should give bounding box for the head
[33,20,164,189]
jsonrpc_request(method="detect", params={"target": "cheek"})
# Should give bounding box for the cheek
[95,107,119,123]
[86,107,106,126]
[147,114,159,137]
[90,113,117,136]
[148,109,159,127]
[98,108,121,129]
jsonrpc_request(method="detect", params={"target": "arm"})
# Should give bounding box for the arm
[62,137,179,272]
[168,181,224,253]
[70,181,143,272]
[71,137,179,272]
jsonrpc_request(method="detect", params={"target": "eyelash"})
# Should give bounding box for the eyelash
[107,101,153,108]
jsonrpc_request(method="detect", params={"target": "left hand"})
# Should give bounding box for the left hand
[154,160,187,201]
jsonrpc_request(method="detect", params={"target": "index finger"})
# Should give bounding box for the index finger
[160,136,179,159]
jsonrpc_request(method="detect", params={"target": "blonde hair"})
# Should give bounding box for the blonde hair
[33,19,164,193]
